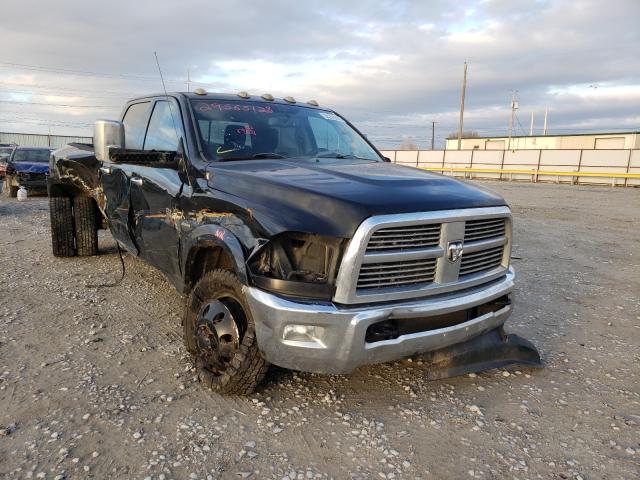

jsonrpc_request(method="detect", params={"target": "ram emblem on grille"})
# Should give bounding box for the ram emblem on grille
[446,241,464,262]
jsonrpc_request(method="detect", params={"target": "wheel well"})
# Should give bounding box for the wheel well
[186,245,236,289]
[48,180,85,198]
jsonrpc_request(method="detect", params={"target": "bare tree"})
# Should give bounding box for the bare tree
[446,131,479,139]
[398,137,418,150]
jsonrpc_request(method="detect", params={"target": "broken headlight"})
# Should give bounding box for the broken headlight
[248,232,347,300]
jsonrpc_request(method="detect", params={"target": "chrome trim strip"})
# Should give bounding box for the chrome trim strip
[362,246,444,263]
[333,206,512,304]
[463,236,506,254]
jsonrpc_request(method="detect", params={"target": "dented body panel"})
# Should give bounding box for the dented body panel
[48,92,541,376]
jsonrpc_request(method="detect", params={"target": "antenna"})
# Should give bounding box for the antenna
[154,51,181,145]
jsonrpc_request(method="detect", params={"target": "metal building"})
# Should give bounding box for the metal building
[445,131,640,150]
[0,131,92,149]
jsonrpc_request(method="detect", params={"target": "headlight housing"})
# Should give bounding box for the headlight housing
[248,232,346,300]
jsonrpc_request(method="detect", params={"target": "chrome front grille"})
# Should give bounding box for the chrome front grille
[334,207,512,304]
[357,258,437,289]
[365,224,441,252]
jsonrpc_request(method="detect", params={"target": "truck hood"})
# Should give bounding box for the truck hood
[11,162,49,174]
[206,159,506,237]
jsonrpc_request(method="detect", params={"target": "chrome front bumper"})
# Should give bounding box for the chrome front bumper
[244,267,516,374]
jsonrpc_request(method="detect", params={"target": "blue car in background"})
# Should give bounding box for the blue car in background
[3,147,52,197]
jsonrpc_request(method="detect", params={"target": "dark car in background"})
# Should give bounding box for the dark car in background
[3,147,51,197]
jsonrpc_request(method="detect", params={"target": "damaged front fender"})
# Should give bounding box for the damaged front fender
[181,223,250,288]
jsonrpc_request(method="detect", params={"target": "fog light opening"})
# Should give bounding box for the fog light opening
[282,324,326,347]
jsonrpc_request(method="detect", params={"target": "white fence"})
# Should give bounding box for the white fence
[379,149,640,187]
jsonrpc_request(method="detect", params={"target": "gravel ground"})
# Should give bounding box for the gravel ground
[0,182,638,480]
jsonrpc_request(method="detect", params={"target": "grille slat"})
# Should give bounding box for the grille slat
[358,275,436,289]
[356,258,437,289]
[465,222,504,230]
[459,261,502,276]
[461,246,504,261]
[373,225,441,233]
[366,241,440,250]
[368,233,441,242]
[459,246,504,276]
[464,218,506,242]
[465,219,504,228]
[360,259,438,271]
[359,265,437,276]
[371,228,440,237]
[465,225,505,234]
[464,231,505,242]
[366,224,441,253]
[460,252,502,272]
[460,258,503,274]
[358,270,436,283]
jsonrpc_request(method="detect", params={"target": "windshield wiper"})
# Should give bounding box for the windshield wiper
[251,153,286,159]
[220,153,287,161]
[315,152,352,159]
[314,152,376,161]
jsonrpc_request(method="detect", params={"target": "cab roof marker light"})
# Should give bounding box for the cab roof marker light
[193,88,207,95]
[283,96,296,103]
[307,99,319,106]
[261,93,274,101]
[238,91,251,99]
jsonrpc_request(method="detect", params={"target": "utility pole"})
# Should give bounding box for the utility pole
[529,111,534,136]
[543,108,548,135]
[431,121,436,150]
[457,62,467,150]
[507,90,518,150]
[186,69,191,92]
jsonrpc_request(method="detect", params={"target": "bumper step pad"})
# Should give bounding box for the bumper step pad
[419,327,542,380]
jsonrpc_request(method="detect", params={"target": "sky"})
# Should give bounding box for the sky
[1,0,638,149]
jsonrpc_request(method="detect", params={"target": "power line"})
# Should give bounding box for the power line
[0,100,120,109]
[0,61,222,90]
[0,81,145,96]
[0,61,163,81]
[0,88,131,101]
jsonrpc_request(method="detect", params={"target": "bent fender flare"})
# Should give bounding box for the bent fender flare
[181,224,249,287]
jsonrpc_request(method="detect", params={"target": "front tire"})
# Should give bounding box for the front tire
[183,269,269,395]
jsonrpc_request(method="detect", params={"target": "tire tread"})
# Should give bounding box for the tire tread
[49,196,75,257]
[73,196,99,256]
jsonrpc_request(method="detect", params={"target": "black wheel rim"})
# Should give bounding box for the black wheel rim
[195,297,245,375]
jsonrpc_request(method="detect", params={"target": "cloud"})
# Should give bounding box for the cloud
[0,0,638,148]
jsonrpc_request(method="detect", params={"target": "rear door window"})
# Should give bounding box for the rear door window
[122,102,150,149]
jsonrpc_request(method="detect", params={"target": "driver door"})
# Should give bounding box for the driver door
[128,98,186,282]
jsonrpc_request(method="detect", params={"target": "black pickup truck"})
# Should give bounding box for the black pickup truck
[48,91,540,394]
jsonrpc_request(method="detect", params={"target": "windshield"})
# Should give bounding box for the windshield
[0,148,13,162]
[12,149,51,163]
[190,99,381,162]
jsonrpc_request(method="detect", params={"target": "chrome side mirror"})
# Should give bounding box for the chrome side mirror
[94,120,124,162]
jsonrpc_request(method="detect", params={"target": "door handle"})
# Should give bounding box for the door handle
[131,177,144,186]
[99,166,112,175]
